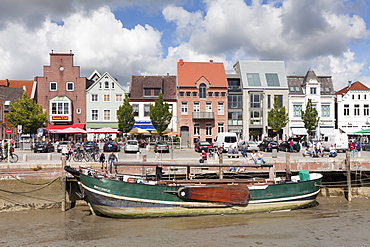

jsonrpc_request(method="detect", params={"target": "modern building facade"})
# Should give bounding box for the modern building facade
[177,60,228,146]
[336,81,370,136]
[232,61,289,141]
[287,69,335,138]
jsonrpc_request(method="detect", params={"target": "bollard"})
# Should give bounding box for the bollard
[272,148,278,158]
[136,152,141,160]
[156,153,160,160]
[23,154,27,162]
[142,154,147,162]
[47,153,52,161]
[61,156,67,212]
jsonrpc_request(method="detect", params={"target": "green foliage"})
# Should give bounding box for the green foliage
[301,98,320,136]
[6,91,48,134]
[267,96,288,133]
[117,94,135,135]
[150,93,172,137]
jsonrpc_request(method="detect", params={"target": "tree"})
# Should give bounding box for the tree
[6,91,48,134]
[150,93,172,138]
[267,96,288,135]
[301,98,320,138]
[117,93,135,138]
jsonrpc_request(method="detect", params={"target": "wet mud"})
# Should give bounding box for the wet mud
[1,197,370,247]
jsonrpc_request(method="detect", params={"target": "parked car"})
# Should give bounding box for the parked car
[123,140,140,153]
[279,140,301,152]
[238,140,259,152]
[154,141,170,153]
[258,141,279,152]
[103,141,121,152]
[194,141,213,153]
[82,141,99,152]
[56,141,71,153]
[34,141,55,153]
[362,143,370,151]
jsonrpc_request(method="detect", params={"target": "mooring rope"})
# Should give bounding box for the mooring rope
[0,176,61,194]
[0,171,61,185]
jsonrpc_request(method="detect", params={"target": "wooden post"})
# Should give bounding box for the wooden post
[186,166,190,180]
[218,152,223,179]
[346,152,352,202]
[286,153,291,174]
[269,166,276,180]
[61,156,67,212]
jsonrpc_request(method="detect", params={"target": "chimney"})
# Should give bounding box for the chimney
[210,60,213,63]
[348,81,352,87]
[179,59,184,66]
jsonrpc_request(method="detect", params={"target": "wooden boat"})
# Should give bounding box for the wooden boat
[65,165,322,218]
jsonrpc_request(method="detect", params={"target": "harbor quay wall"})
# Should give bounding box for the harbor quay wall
[1,155,370,212]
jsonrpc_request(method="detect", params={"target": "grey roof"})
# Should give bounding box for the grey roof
[287,69,334,95]
[0,87,25,102]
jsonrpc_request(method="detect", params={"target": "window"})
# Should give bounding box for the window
[352,95,355,100]
[194,123,200,135]
[354,104,360,116]
[193,102,200,112]
[51,102,69,115]
[250,110,262,125]
[145,89,151,96]
[199,84,206,99]
[179,92,184,97]
[218,102,224,115]
[228,79,241,92]
[91,110,98,121]
[250,93,261,108]
[186,92,191,97]
[321,105,330,118]
[192,92,197,97]
[267,95,271,109]
[215,92,219,97]
[111,82,115,89]
[144,104,150,117]
[364,104,369,116]
[103,94,111,102]
[168,104,173,113]
[358,95,361,100]
[154,89,160,96]
[228,112,243,125]
[289,87,295,92]
[293,105,302,117]
[99,82,102,89]
[50,82,57,91]
[265,73,280,86]
[221,92,226,97]
[76,108,81,114]
[206,102,212,112]
[66,82,74,91]
[365,95,367,100]
[310,87,317,95]
[247,73,261,86]
[104,81,109,89]
[206,123,212,136]
[275,95,283,107]
[91,94,98,102]
[115,94,123,102]
[218,123,224,133]
[181,102,188,114]
[104,110,111,121]
[344,104,349,116]
[228,95,242,108]
[208,92,213,97]
[132,104,139,116]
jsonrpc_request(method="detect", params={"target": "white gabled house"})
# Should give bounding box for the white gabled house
[336,81,370,136]
[85,72,127,140]
[287,69,336,138]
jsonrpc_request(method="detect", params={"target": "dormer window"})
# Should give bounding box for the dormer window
[104,81,109,89]
[199,83,206,99]
[310,87,317,95]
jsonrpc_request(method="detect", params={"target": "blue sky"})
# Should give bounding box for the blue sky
[0,0,369,90]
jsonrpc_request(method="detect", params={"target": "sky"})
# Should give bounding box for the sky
[0,0,369,91]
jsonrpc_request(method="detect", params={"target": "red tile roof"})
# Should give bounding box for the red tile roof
[0,79,34,98]
[177,60,227,87]
[336,81,370,95]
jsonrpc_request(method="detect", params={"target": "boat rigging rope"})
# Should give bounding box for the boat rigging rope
[0,176,61,194]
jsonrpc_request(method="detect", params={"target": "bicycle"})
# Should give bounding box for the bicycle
[0,150,19,163]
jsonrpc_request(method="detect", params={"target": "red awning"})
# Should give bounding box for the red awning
[46,124,85,130]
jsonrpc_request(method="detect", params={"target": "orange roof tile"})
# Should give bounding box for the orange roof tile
[0,79,34,98]
[336,81,370,95]
[177,60,227,87]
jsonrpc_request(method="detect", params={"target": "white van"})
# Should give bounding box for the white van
[214,132,238,151]
[322,130,348,152]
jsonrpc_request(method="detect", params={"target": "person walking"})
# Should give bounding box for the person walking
[108,152,118,174]
[199,150,207,163]
[289,139,294,153]
[99,153,106,172]
[349,141,356,157]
